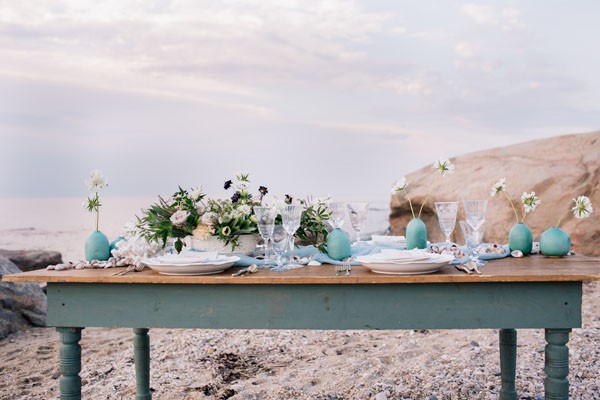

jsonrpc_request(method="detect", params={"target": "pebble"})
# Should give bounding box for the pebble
[375,392,388,400]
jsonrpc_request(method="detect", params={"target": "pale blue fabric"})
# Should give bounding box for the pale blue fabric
[191,241,510,269]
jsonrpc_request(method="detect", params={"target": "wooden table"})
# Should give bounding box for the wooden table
[4,255,600,400]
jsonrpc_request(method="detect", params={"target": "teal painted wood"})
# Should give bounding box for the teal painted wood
[47,282,582,330]
[499,329,517,400]
[133,328,152,400]
[405,218,427,249]
[509,223,533,255]
[544,328,571,400]
[57,327,83,400]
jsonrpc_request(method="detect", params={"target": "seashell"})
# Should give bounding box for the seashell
[307,260,322,266]
[55,264,66,271]
[511,250,523,258]
[248,264,258,273]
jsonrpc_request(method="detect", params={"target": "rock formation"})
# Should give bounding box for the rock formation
[390,131,600,256]
[0,249,62,272]
[0,256,47,339]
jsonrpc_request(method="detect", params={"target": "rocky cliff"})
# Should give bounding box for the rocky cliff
[390,131,600,256]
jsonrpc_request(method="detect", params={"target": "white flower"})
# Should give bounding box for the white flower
[572,195,593,219]
[521,192,541,214]
[490,178,507,197]
[238,204,252,216]
[191,187,203,201]
[169,210,190,226]
[433,158,455,176]
[201,211,217,225]
[391,177,408,194]
[85,170,108,192]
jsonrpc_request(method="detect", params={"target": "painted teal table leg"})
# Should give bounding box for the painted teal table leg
[499,328,518,400]
[544,328,571,400]
[57,327,83,400]
[133,328,152,400]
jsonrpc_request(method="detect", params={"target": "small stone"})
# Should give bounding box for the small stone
[375,392,388,400]
[428,396,438,400]
[470,340,480,347]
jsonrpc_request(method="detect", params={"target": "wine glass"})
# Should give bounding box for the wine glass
[278,204,304,269]
[463,200,488,230]
[346,202,369,243]
[327,202,346,229]
[459,220,487,264]
[270,225,289,271]
[253,206,277,262]
[435,202,459,250]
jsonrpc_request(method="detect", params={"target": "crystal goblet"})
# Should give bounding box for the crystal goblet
[435,201,459,251]
[278,204,304,269]
[346,202,369,243]
[459,220,487,264]
[253,206,277,262]
[270,225,289,271]
[463,200,488,230]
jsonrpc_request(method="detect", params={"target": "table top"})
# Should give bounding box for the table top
[3,254,600,285]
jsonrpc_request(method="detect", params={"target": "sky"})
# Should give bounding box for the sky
[1,0,599,202]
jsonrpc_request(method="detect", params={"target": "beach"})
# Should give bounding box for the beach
[1,198,599,399]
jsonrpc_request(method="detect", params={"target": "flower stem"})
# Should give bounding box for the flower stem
[405,192,416,219]
[503,191,520,223]
[418,174,439,219]
[556,210,569,227]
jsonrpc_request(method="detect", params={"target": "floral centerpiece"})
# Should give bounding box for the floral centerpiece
[540,195,594,256]
[136,173,267,253]
[490,178,541,255]
[391,158,455,249]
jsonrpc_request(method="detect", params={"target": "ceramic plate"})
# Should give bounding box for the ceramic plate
[142,256,239,275]
[359,254,454,275]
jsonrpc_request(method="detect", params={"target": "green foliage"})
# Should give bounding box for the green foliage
[295,198,331,253]
[136,187,204,251]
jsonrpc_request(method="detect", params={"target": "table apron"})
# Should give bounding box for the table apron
[47,282,582,330]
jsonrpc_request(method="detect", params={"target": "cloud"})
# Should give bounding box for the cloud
[461,4,522,30]
[455,42,478,59]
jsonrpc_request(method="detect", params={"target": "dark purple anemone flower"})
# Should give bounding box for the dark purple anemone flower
[258,186,268,196]
[284,194,293,204]
[224,180,233,190]
[231,192,241,203]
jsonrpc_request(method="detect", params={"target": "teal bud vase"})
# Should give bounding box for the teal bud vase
[85,230,111,261]
[508,222,533,255]
[326,228,351,261]
[406,218,427,250]
[540,227,571,257]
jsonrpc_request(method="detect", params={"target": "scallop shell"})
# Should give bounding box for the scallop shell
[511,250,523,258]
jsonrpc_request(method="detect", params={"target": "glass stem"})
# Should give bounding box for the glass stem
[356,231,361,243]
[445,235,451,251]
[288,234,295,261]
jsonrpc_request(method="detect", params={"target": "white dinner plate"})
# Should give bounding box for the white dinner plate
[359,254,454,275]
[142,256,239,275]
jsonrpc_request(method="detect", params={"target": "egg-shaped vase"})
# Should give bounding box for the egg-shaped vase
[326,228,351,261]
[508,222,533,255]
[85,230,111,261]
[406,218,427,250]
[540,227,571,257]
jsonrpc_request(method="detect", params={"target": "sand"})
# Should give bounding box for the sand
[1,227,599,399]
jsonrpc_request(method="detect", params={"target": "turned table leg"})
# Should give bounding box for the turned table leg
[133,328,152,400]
[545,328,571,400]
[499,328,518,400]
[57,327,83,400]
